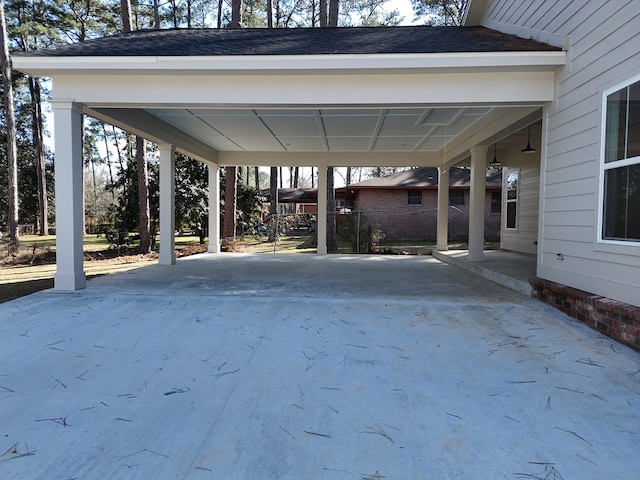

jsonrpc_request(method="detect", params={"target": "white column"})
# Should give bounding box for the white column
[436,166,449,251]
[468,145,488,262]
[159,144,176,265]
[53,101,86,291]
[316,166,328,255]
[207,164,220,253]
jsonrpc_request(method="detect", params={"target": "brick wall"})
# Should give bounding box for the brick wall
[530,277,640,351]
[355,189,501,241]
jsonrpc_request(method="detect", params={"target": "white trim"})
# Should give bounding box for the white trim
[504,169,519,231]
[13,51,566,77]
[597,73,640,246]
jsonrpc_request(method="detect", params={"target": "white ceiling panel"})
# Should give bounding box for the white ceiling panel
[320,108,382,116]
[260,116,321,137]
[326,137,372,151]
[254,109,317,116]
[378,115,433,136]
[227,136,284,151]
[418,108,464,126]
[160,115,224,137]
[201,136,244,151]
[279,137,327,151]
[197,115,272,136]
[373,137,421,151]
[322,116,379,137]
[417,137,447,151]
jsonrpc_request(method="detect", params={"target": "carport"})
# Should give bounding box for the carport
[12,26,566,291]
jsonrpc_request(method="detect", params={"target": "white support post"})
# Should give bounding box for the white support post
[159,144,176,265]
[208,164,220,253]
[468,145,488,262]
[316,166,328,255]
[436,166,449,251]
[53,101,86,290]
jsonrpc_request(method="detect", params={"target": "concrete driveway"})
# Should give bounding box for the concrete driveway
[1,253,638,479]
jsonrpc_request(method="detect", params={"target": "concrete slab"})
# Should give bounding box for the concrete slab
[432,249,536,296]
[1,253,638,479]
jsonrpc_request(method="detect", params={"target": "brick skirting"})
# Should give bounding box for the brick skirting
[529,277,640,351]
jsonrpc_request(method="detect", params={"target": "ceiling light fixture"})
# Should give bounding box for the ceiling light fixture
[490,143,500,166]
[521,125,537,154]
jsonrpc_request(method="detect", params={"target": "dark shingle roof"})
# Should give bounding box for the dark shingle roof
[20,26,559,57]
[348,167,502,189]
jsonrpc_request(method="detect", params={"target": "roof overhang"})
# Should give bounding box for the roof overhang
[12,33,565,168]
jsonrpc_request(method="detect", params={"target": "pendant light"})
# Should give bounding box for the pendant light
[489,143,500,166]
[521,125,536,154]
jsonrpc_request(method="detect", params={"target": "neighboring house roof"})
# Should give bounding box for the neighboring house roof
[346,167,502,189]
[18,26,559,58]
[262,188,318,202]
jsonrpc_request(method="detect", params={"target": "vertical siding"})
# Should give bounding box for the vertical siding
[478,0,640,306]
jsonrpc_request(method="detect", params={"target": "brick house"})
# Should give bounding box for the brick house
[342,167,502,242]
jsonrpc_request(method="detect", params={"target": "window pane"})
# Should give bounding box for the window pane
[628,81,640,159]
[506,202,517,229]
[449,190,464,206]
[407,190,422,205]
[603,164,640,240]
[605,87,628,163]
[507,172,518,200]
[491,191,502,214]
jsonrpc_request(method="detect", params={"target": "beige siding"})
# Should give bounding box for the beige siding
[477,0,640,306]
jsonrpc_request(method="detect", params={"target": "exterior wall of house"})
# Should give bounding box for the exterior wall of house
[500,147,540,255]
[476,0,640,308]
[354,189,500,242]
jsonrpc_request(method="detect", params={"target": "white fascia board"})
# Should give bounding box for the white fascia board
[52,70,558,107]
[13,51,566,77]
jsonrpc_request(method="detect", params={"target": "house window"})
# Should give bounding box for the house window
[506,170,518,229]
[491,191,502,214]
[449,190,465,206]
[601,76,640,242]
[407,190,422,205]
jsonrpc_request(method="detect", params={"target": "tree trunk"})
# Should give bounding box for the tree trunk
[28,77,49,235]
[320,0,328,27]
[0,2,19,252]
[102,123,116,201]
[120,0,132,31]
[223,166,237,240]
[136,137,151,252]
[266,0,273,28]
[230,0,241,27]
[153,0,160,28]
[254,166,259,189]
[294,167,299,188]
[186,0,192,28]
[345,166,351,185]
[268,166,278,241]
[327,167,337,252]
[279,166,283,188]
[328,0,339,26]
[217,0,223,28]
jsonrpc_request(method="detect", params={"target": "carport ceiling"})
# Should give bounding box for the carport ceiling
[145,106,493,153]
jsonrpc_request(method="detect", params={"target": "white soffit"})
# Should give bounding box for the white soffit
[144,106,492,153]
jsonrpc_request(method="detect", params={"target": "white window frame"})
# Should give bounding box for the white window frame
[598,72,640,246]
[505,168,519,231]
